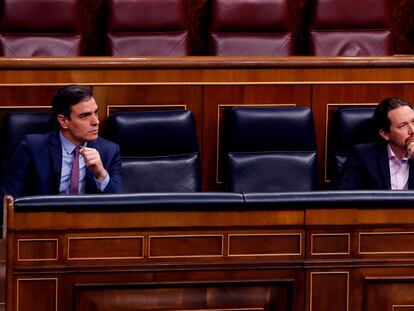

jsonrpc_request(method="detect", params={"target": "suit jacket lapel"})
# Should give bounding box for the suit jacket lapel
[378,143,391,189]
[84,139,99,194]
[49,132,63,193]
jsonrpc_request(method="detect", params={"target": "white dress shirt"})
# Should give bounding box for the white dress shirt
[387,145,409,190]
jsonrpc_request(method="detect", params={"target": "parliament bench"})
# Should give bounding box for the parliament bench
[5,190,414,310]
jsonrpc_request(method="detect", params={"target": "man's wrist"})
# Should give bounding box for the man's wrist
[95,169,108,181]
[94,172,110,192]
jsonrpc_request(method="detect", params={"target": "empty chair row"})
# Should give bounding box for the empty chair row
[0,0,393,57]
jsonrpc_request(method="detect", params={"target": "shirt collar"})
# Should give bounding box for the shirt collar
[59,132,87,155]
[387,144,408,162]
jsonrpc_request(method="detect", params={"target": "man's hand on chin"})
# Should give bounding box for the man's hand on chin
[407,142,414,158]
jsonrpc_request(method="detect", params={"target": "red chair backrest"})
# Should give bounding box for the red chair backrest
[0,0,82,56]
[308,0,393,56]
[107,0,189,56]
[210,0,293,56]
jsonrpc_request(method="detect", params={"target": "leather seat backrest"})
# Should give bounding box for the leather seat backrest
[224,107,317,192]
[106,0,189,56]
[210,0,293,56]
[0,111,52,176]
[331,107,376,177]
[308,0,393,56]
[0,0,82,56]
[105,110,200,192]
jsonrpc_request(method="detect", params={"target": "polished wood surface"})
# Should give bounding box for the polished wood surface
[0,55,413,68]
[6,194,414,311]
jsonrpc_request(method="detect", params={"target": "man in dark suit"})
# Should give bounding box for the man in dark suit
[336,98,414,190]
[1,85,123,198]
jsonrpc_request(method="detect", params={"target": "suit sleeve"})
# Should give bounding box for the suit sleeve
[0,137,32,198]
[102,144,123,194]
[334,147,363,190]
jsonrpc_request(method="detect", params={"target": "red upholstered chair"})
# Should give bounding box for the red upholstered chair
[106,0,189,56]
[0,0,82,57]
[308,0,393,56]
[209,0,293,56]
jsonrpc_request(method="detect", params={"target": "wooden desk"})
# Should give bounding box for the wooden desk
[5,192,414,311]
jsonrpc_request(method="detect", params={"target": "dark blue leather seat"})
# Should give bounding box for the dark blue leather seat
[0,111,52,177]
[224,107,317,192]
[105,110,201,192]
[331,107,376,178]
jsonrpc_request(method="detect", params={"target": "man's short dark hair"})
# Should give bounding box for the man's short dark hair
[374,97,413,133]
[52,85,92,129]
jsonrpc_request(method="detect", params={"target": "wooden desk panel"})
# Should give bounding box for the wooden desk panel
[6,193,414,311]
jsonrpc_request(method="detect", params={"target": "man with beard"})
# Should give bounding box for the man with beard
[336,97,414,190]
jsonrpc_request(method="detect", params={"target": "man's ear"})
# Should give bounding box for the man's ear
[57,114,68,129]
[379,129,390,141]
